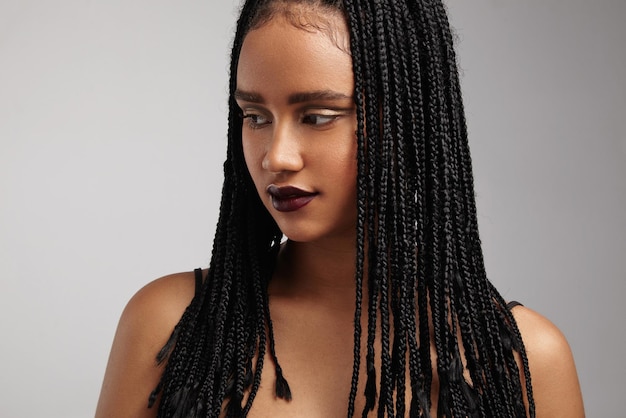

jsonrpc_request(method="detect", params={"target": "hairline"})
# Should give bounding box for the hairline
[244,1,351,54]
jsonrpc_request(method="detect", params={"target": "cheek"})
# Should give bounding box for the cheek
[242,137,260,171]
[316,143,358,198]
[331,155,357,183]
[242,138,265,191]
[333,140,358,180]
[242,139,252,171]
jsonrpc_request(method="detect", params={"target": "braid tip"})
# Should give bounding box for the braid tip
[364,364,377,412]
[148,385,160,408]
[275,367,292,401]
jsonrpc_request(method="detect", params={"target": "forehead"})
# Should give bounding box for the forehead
[236,12,353,96]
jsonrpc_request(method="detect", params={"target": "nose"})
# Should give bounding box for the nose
[262,122,304,174]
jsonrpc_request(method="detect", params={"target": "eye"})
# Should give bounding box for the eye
[301,113,339,126]
[242,113,271,129]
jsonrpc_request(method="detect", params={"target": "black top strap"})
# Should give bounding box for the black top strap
[194,268,203,296]
[506,300,523,310]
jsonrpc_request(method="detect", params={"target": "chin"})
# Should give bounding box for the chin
[278,229,319,244]
[279,227,356,246]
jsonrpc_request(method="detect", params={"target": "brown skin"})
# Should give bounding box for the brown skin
[95,9,585,418]
[237,14,358,250]
[95,266,585,417]
[95,273,196,418]
[513,306,585,418]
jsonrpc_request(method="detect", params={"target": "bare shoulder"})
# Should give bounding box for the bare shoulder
[95,271,201,418]
[511,305,585,418]
[125,270,200,327]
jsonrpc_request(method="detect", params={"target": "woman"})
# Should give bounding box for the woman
[96,0,584,416]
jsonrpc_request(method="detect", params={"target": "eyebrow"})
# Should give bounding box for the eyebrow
[234,89,352,105]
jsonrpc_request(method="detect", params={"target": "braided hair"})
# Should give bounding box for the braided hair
[150,0,535,416]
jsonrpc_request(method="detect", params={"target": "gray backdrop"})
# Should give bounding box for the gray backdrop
[1,1,624,417]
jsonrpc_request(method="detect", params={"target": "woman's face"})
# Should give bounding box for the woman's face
[236,10,358,245]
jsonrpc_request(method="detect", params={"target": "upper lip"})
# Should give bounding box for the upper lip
[267,185,317,199]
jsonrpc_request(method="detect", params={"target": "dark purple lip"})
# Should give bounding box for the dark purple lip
[267,185,317,212]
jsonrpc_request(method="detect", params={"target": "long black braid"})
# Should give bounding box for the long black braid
[149,0,536,416]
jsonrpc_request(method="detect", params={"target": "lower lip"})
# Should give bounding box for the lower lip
[271,194,316,212]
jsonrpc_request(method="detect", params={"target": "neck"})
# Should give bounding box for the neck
[270,238,359,303]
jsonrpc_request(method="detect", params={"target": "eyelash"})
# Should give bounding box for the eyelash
[241,112,341,129]
[242,114,270,129]
[302,114,339,126]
